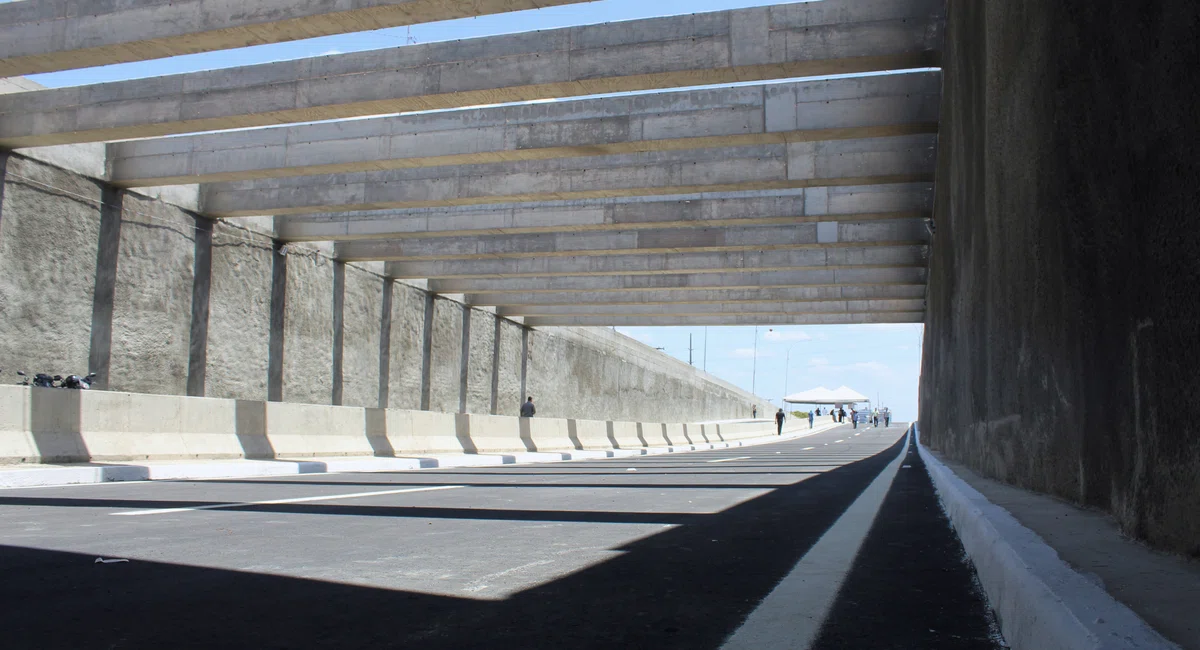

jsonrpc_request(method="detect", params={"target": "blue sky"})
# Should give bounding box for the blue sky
[8,0,928,419]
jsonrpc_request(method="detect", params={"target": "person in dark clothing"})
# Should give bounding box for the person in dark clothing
[753,405,758,419]
[520,397,536,418]
[838,407,846,423]
[775,408,785,435]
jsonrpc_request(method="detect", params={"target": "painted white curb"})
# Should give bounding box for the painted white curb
[917,427,1178,650]
[0,420,847,489]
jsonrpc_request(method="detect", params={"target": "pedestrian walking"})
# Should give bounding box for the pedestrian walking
[808,411,814,429]
[775,409,785,435]
[885,410,891,428]
[753,405,758,419]
[520,397,536,418]
[838,407,846,423]
[851,408,858,429]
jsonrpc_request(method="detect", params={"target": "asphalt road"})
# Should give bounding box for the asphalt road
[0,423,1005,649]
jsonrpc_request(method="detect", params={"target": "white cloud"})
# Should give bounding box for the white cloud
[319,49,344,56]
[807,358,894,379]
[847,324,924,332]
[764,330,812,342]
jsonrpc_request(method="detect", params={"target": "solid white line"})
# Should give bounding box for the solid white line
[707,456,753,464]
[721,432,909,650]
[112,485,466,517]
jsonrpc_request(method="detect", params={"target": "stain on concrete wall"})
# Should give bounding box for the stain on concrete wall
[205,222,273,401]
[387,281,426,410]
[109,192,195,395]
[922,0,1200,556]
[466,309,495,414]
[282,247,334,405]
[340,263,383,408]
[0,156,99,380]
[428,298,463,414]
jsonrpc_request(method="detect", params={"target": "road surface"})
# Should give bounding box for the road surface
[0,423,1005,649]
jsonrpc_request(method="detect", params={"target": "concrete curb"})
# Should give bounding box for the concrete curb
[0,421,845,489]
[917,427,1179,650]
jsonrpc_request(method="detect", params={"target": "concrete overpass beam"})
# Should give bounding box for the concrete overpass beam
[276,183,934,242]
[463,285,928,307]
[383,245,928,279]
[524,312,926,327]
[497,298,927,318]
[0,1,598,77]
[108,72,941,187]
[202,135,937,217]
[339,218,928,262]
[0,0,945,147]
[429,267,927,294]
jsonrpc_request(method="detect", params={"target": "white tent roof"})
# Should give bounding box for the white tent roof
[784,385,871,404]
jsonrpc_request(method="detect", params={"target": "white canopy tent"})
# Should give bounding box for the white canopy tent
[784,385,871,405]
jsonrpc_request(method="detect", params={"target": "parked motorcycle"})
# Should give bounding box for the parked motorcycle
[15,371,97,389]
[60,373,98,390]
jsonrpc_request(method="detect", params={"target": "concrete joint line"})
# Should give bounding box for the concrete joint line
[917,434,1179,650]
[722,429,910,650]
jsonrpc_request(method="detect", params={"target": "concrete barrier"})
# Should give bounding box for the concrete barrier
[0,386,784,466]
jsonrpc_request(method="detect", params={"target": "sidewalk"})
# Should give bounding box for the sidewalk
[0,418,850,489]
[920,439,1194,650]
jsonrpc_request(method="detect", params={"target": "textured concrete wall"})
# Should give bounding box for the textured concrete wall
[281,246,334,405]
[339,263,383,408]
[921,0,1200,557]
[108,192,195,395]
[0,152,775,428]
[205,221,273,401]
[427,298,463,414]
[465,309,495,414]
[386,281,426,410]
[0,155,98,379]
[495,319,525,417]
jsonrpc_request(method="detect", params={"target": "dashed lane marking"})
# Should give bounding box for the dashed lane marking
[112,485,466,517]
[707,457,753,464]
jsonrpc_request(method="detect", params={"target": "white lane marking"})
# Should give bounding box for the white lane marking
[721,433,909,650]
[835,440,845,443]
[802,447,815,451]
[707,456,752,464]
[112,485,465,517]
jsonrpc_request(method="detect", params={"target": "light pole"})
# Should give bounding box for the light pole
[751,325,759,395]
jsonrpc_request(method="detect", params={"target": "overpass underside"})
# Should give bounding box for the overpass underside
[0,0,944,328]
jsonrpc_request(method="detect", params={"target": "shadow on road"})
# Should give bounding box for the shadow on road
[0,438,907,649]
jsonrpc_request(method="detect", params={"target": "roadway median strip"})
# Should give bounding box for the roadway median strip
[111,485,465,517]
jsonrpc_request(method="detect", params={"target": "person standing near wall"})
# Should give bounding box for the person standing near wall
[520,397,536,418]
[775,408,785,435]
[753,405,758,419]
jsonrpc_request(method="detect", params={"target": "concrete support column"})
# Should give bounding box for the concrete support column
[377,278,394,409]
[331,261,346,406]
[419,292,435,411]
[87,186,124,390]
[186,216,214,397]
[458,306,472,413]
[519,327,530,403]
[489,317,502,415]
[267,242,288,402]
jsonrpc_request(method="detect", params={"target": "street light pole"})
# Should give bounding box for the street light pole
[751,325,759,395]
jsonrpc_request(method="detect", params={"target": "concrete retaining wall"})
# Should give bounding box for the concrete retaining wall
[920,0,1200,556]
[0,385,776,465]
[0,151,774,425]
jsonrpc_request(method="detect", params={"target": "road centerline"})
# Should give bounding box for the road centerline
[111,485,466,517]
